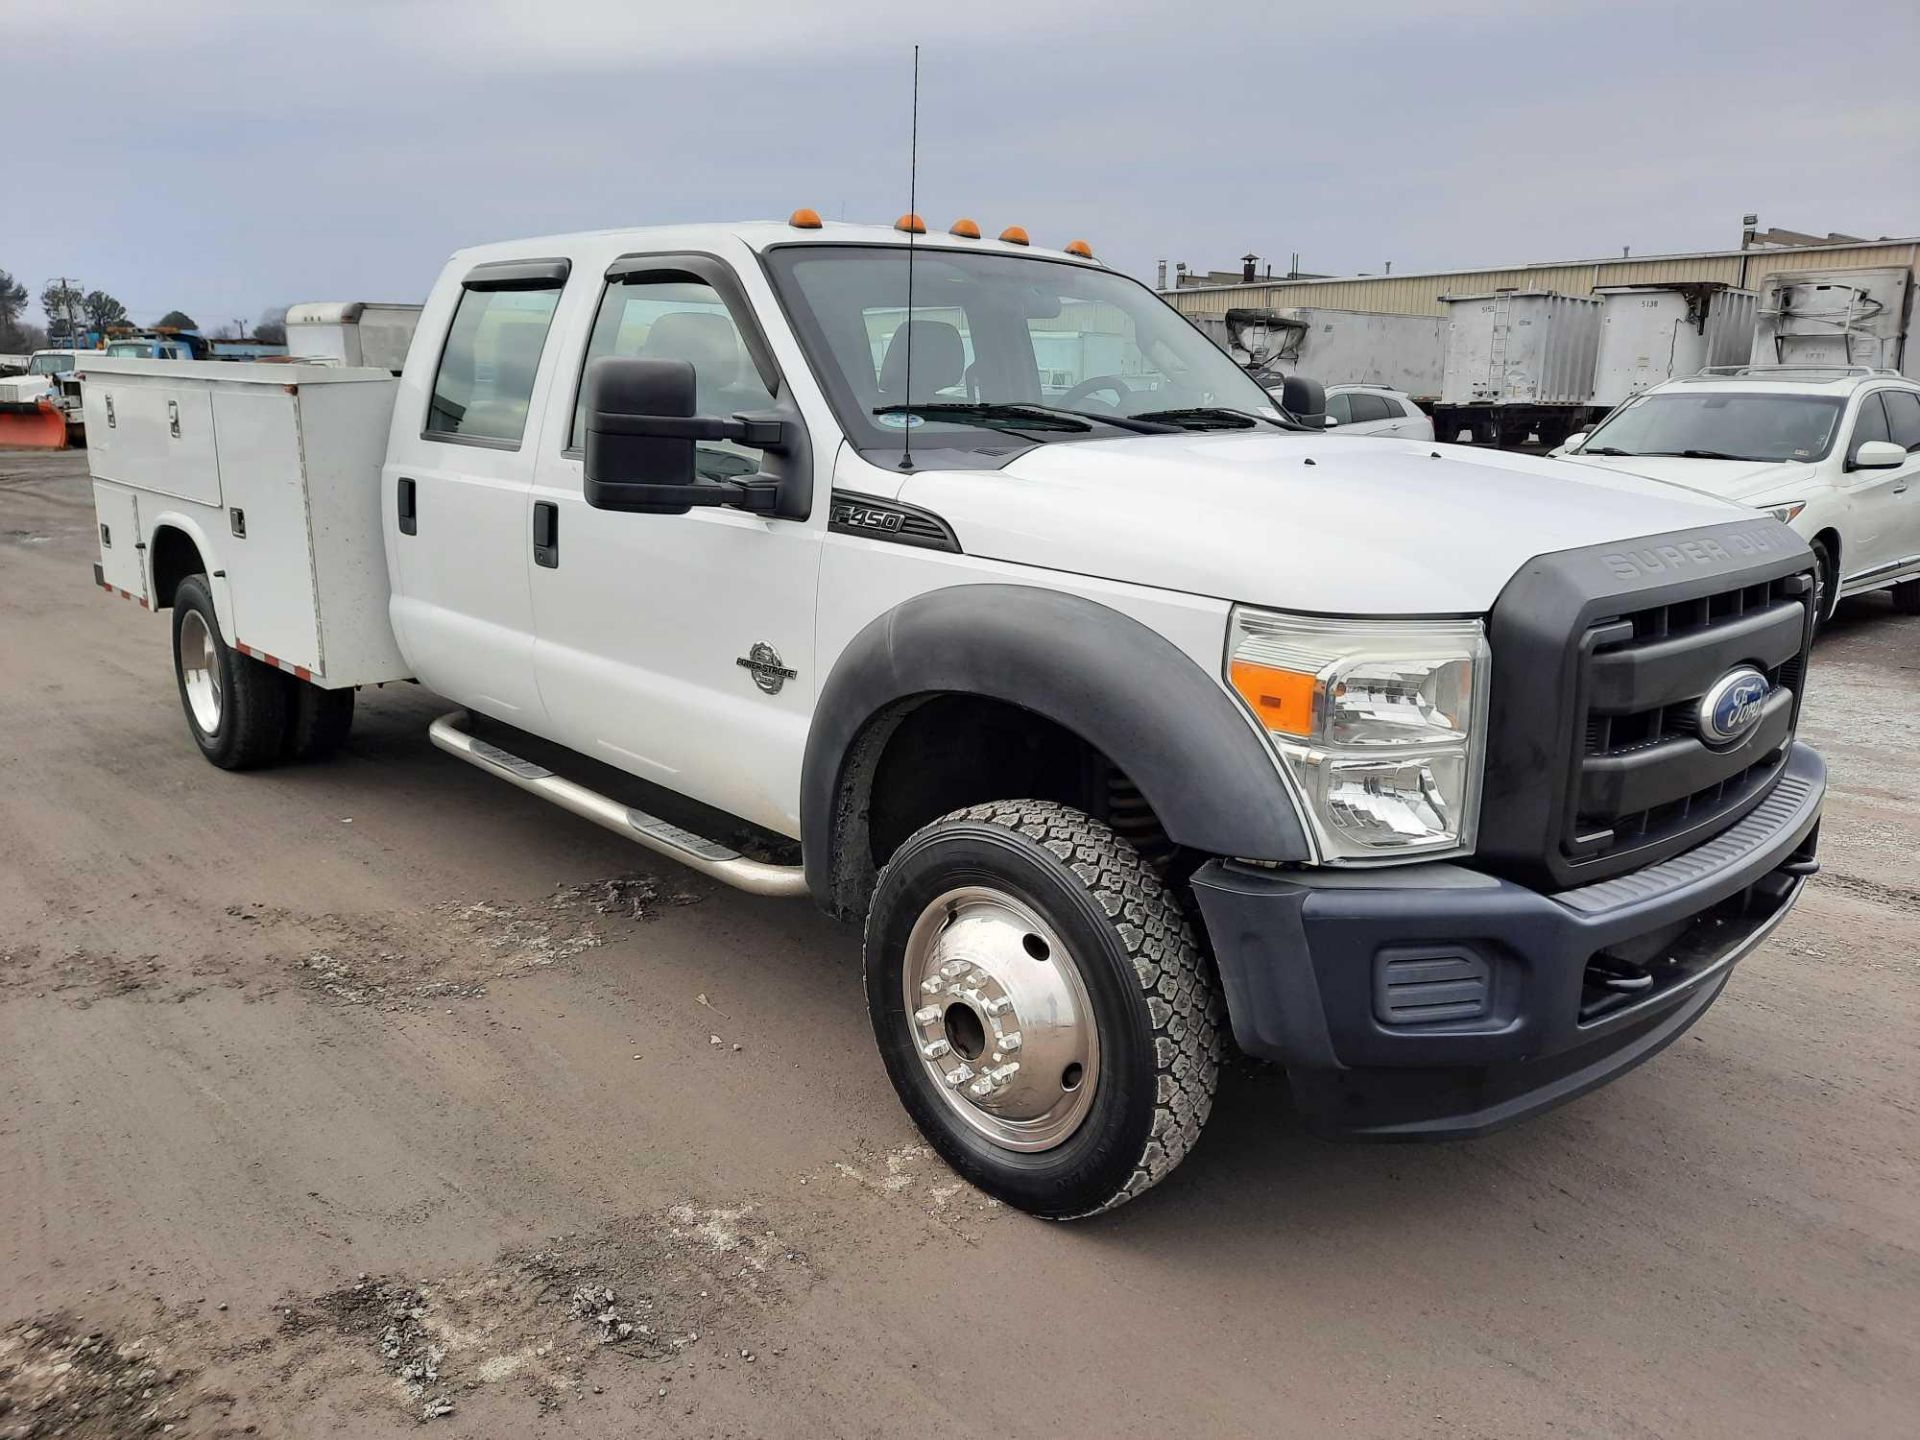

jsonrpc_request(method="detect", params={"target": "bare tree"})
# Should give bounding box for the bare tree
[255,306,288,345]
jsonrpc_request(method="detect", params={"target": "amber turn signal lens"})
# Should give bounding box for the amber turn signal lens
[895,213,927,234]
[1064,239,1094,259]
[788,207,823,229]
[949,218,982,239]
[998,225,1030,246]
[1228,660,1318,738]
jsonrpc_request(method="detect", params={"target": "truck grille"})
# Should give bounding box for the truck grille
[1568,576,1809,868]
[1477,520,1816,891]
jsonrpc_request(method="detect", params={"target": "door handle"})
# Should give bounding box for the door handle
[533,501,559,568]
[397,477,417,535]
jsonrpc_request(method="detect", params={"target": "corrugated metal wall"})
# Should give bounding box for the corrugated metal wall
[1166,241,1920,320]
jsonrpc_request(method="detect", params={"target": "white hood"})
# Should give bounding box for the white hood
[897,432,1757,615]
[1556,450,1814,504]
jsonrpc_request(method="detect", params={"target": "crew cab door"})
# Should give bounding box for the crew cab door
[527,254,824,838]
[384,260,569,724]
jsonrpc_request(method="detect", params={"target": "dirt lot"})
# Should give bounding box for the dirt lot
[2,448,1915,1438]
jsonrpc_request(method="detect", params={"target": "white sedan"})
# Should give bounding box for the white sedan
[1557,367,1920,627]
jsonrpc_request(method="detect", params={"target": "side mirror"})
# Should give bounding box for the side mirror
[1280,374,1326,426]
[1851,439,1908,471]
[582,355,785,515]
[1321,415,1340,429]
[1563,432,1590,451]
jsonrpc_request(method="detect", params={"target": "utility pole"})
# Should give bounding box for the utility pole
[55,276,82,347]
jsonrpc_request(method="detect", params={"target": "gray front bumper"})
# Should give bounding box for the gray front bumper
[1191,742,1825,1138]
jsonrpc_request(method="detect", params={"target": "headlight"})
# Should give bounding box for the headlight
[1225,609,1490,862]
[1765,502,1806,524]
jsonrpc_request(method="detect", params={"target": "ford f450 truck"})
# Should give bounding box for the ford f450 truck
[81,217,1826,1218]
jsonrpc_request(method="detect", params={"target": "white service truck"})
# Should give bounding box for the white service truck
[83,217,1827,1218]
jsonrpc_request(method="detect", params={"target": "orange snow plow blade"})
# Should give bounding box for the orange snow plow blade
[0,401,69,449]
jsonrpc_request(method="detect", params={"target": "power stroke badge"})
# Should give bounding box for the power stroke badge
[737,642,797,695]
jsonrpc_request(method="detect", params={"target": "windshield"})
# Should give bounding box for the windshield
[1578,391,1845,463]
[763,244,1281,454]
[106,341,151,357]
[27,353,78,375]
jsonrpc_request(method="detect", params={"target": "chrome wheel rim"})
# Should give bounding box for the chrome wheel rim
[901,886,1099,1152]
[179,610,222,734]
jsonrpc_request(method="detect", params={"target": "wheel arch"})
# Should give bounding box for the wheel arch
[1809,526,1841,615]
[801,585,1310,918]
[144,510,222,606]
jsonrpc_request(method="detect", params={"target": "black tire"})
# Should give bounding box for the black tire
[1809,539,1835,634]
[864,800,1222,1219]
[171,573,290,770]
[282,682,355,762]
[1891,578,1920,615]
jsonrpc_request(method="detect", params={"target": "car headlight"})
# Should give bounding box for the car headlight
[1225,609,1490,862]
[1765,502,1806,524]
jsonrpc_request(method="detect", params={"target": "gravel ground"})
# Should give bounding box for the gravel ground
[1,448,1915,1437]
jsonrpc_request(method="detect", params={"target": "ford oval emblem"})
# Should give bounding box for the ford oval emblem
[1697,666,1771,746]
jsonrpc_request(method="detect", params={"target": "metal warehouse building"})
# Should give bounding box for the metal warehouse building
[1161,231,1920,323]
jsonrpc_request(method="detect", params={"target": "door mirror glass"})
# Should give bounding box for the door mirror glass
[1852,439,1908,470]
[1563,432,1589,451]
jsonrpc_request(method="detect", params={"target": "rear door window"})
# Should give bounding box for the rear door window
[1347,393,1393,423]
[427,284,564,446]
[1325,393,1353,424]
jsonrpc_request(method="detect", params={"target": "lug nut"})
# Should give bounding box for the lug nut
[921,1039,951,1060]
[997,1032,1022,1052]
[914,1005,941,1025]
[945,1064,974,1087]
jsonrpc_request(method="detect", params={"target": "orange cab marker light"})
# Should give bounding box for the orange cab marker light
[949,218,982,239]
[998,225,1030,246]
[1064,239,1095,259]
[789,207,824,229]
[895,213,927,235]
[1228,660,1317,738]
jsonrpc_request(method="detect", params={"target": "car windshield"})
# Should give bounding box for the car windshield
[27,353,77,375]
[763,244,1283,455]
[1578,391,1846,463]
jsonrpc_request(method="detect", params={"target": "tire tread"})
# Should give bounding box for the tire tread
[878,798,1223,1217]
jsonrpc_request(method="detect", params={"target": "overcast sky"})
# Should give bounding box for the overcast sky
[7,0,1917,329]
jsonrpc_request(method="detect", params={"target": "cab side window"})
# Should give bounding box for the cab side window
[427,283,564,446]
[1881,390,1920,453]
[572,277,774,480]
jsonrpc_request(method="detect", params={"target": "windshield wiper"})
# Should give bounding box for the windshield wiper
[1577,445,1637,456]
[1644,448,1767,462]
[873,402,1090,434]
[1130,407,1262,431]
[874,401,1187,436]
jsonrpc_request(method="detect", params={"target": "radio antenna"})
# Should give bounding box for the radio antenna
[898,43,920,472]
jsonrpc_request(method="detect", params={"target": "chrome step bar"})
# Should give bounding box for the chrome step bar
[428,711,808,899]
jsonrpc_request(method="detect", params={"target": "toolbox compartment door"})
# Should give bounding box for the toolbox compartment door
[92,483,147,601]
[213,388,322,675]
[86,381,222,508]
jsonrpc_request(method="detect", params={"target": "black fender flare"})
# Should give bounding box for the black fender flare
[800,584,1310,915]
